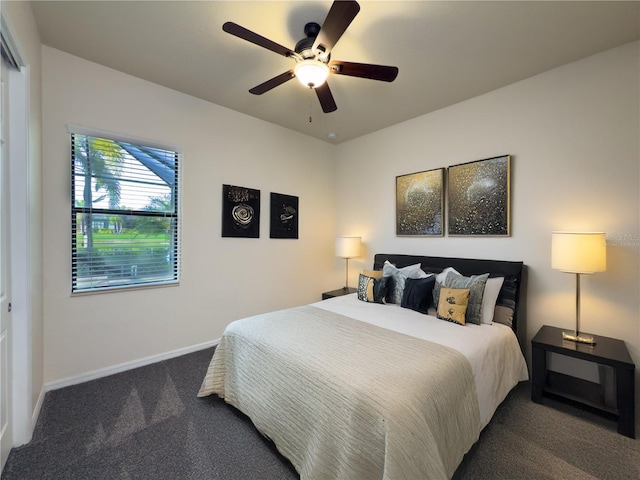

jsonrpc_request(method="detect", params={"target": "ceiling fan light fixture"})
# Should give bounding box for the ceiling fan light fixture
[294,60,329,89]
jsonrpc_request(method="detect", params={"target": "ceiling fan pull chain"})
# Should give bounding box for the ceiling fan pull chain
[308,89,313,123]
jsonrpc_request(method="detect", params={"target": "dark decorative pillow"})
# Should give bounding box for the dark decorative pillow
[442,271,489,325]
[357,274,387,304]
[401,276,436,314]
[436,287,470,326]
[382,261,427,304]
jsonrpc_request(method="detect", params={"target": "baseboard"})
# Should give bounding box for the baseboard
[44,339,220,392]
[31,385,45,435]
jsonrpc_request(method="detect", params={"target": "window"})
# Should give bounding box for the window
[71,131,180,293]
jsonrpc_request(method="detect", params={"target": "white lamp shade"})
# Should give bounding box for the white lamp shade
[551,232,606,274]
[335,237,362,259]
[294,60,329,88]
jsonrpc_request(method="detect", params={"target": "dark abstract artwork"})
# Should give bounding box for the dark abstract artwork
[448,155,511,236]
[270,192,299,239]
[222,184,260,238]
[396,168,444,236]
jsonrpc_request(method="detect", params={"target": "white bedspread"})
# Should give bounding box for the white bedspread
[313,294,529,428]
[200,305,485,480]
[199,295,529,479]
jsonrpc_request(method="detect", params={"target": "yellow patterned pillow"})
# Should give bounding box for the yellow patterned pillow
[362,269,383,279]
[437,287,470,325]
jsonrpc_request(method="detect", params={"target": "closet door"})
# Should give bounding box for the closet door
[0,52,14,472]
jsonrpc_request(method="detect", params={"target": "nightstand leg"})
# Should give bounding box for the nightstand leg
[531,345,546,403]
[616,367,635,438]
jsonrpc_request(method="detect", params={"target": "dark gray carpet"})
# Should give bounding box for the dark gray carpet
[3,347,638,479]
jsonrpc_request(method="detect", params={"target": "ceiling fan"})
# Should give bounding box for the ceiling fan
[222,0,398,113]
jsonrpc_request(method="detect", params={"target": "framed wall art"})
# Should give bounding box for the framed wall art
[222,184,260,238]
[270,192,299,239]
[447,155,511,236]
[396,168,444,236]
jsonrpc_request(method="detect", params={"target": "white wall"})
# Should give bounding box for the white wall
[42,46,338,383]
[335,41,640,431]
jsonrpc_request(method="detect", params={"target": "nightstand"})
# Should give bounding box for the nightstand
[322,287,356,300]
[531,325,635,438]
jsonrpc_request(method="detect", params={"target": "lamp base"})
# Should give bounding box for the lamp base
[562,331,596,345]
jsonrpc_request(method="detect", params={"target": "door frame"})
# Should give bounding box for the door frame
[1,10,33,449]
[8,60,32,447]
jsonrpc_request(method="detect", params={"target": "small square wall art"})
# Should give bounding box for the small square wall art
[222,184,260,238]
[270,192,299,239]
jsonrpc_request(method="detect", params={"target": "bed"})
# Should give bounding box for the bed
[198,254,529,480]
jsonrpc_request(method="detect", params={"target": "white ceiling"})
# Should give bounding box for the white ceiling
[30,1,640,144]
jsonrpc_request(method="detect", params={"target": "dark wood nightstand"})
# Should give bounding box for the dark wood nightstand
[322,287,356,300]
[531,325,635,438]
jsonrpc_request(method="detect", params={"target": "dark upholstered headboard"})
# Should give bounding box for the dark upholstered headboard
[373,254,525,333]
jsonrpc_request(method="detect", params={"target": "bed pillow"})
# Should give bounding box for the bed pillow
[362,269,384,279]
[442,271,489,325]
[401,276,436,314]
[481,277,504,325]
[493,305,514,328]
[357,274,388,304]
[436,287,470,325]
[432,267,461,308]
[382,261,428,304]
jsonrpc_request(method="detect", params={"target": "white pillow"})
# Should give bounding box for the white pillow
[436,266,460,283]
[481,276,504,325]
[383,260,428,279]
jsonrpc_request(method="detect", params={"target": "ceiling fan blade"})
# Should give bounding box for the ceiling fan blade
[249,70,295,95]
[312,0,360,56]
[223,22,296,58]
[315,83,337,113]
[329,60,398,82]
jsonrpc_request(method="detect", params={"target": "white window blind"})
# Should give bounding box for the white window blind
[71,132,180,293]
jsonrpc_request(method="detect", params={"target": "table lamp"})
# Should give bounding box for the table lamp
[335,236,361,291]
[551,231,606,344]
